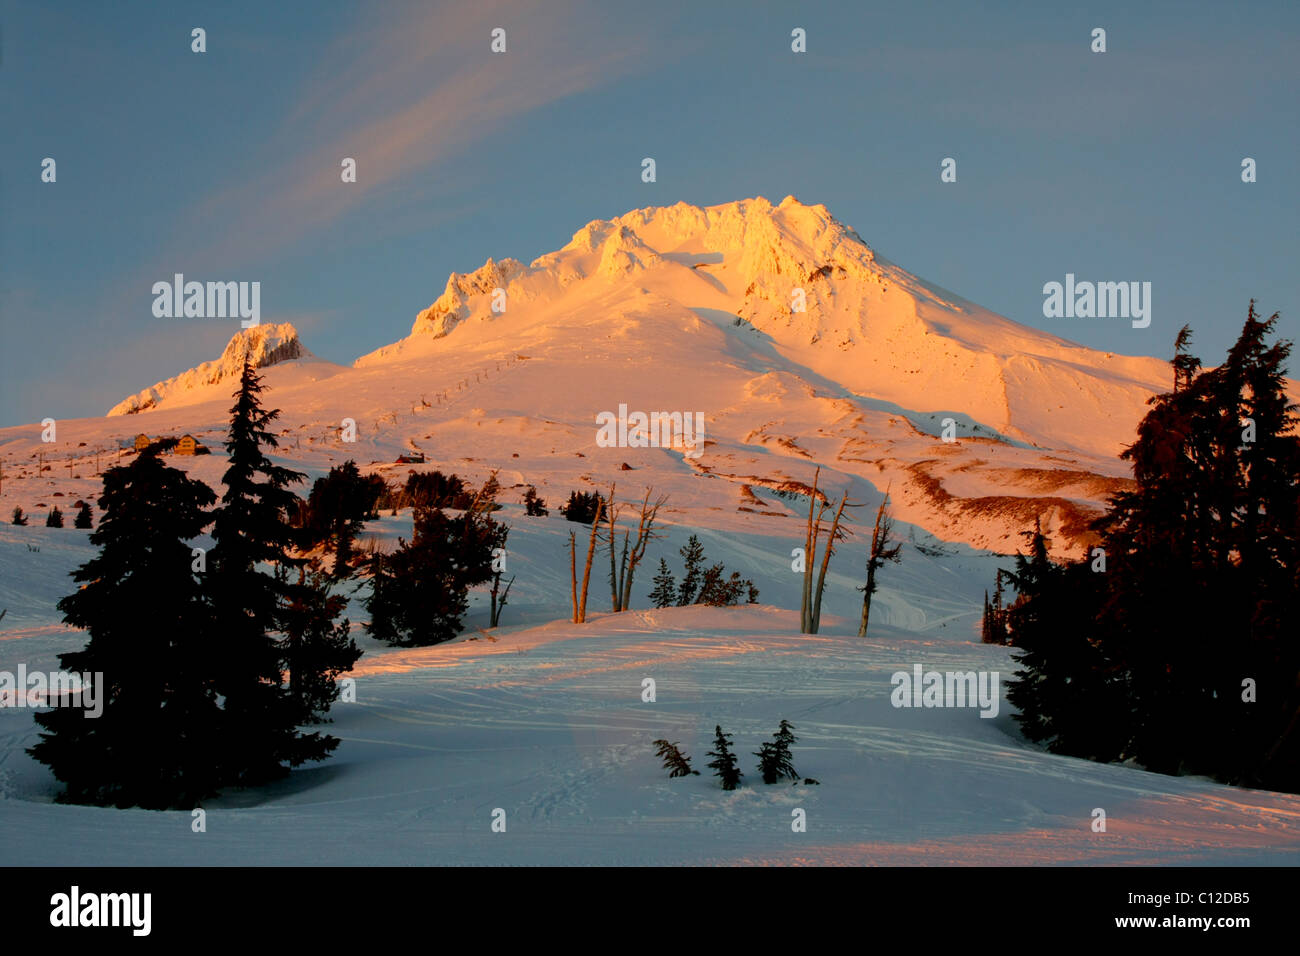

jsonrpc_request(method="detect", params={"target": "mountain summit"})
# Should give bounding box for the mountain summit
[108,323,314,416]
[89,197,1204,556]
[358,196,1169,459]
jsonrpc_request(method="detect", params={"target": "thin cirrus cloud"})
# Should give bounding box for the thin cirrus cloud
[178,1,651,271]
[57,0,653,426]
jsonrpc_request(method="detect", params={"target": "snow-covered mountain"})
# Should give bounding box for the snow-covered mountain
[17,196,1212,557]
[6,197,1300,865]
[107,322,322,416]
[359,195,1171,461]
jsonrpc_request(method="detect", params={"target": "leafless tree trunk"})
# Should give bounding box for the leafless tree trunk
[613,531,629,610]
[577,496,604,623]
[605,485,621,610]
[810,494,855,633]
[619,489,667,611]
[490,574,515,627]
[568,531,578,623]
[800,468,828,633]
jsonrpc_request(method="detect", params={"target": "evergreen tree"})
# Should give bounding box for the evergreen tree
[676,535,705,605]
[278,566,361,725]
[755,720,800,784]
[362,551,400,644]
[365,502,504,646]
[649,558,676,608]
[858,494,902,637]
[45,506,64,528]
[706,725,743,790]
[206,361,333,787]
[301,460,385,577]
[478,472,502,509]
[560,490,602,523]
[696,564,752,606]
[1003,523,1121,760]
[28,449,223,808]
[11,506,26,525]
[652,739,700,778]
[396,470,469,510]
[523,485,548,516]
[73,501,93,529]
[1006,304,1300,791]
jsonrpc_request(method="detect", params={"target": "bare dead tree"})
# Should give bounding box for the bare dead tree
[568,531,579,623]
[798,467,859,634]
[604,485,622,610]
[800,467,830,633]
[576,494,605,623]
[858,490,903,638]
[611,530,629,610]
[810,493,858,633]
[618,489,668,611]
[489,574,515,627]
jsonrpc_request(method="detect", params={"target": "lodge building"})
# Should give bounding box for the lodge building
[132,433,204,455]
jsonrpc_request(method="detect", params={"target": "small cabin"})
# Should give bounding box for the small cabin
[395,452,426,464]
[133,433,204,455]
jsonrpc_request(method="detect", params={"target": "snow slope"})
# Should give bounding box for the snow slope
[107,323,336,417]
[1,516,1297,865]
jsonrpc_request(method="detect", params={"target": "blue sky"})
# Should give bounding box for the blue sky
[2,0,1297,425]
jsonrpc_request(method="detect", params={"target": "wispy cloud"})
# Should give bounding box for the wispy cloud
[181,0,647,268]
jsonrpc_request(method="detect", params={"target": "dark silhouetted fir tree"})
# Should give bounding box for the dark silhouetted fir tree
[560,490,602,524]
[706,725,743,790]
[28,449,223,808]
[278,566,361,725]
[299,460,386,577]
[755,720,800,784]
[523,485,548,516]
[1006,303,1300,792]
[649,558,676,608]
[675,535,705,605]
[653,739,699,778]
[207,361,334,787]
[364,486,505,646]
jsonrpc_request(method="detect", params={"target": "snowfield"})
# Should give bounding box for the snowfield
[2,516,1298,866]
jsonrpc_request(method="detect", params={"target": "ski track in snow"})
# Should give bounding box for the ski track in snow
[2,548,1298,865]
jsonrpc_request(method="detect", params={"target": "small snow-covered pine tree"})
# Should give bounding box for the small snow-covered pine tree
[706,724,743,790]
[755,719,799,783]
[649,558,676,608]
[653,739,699,778]
[676,535,705,605]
